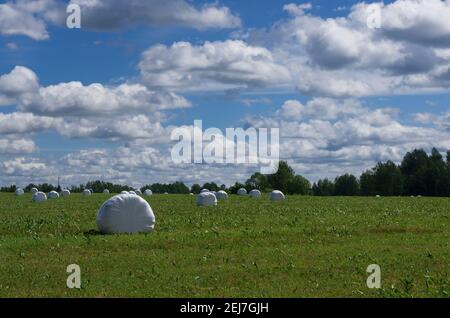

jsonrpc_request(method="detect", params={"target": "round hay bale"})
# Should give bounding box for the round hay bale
[144,189,153,196]
[103,189,110,194]
[215,190,228,200]
[197,192,217,207]
[376,195,381,198]
[200,189,210,193]
[237,188,247,196]
[31,187,38,195]
[15,188,24,196]
[48,191,59,199]
[83,189,92,196]
[189,193,194,196]
[135,189,142,196]
[249,189,262,198]
[270,190,285,201]
[33,191,47,202]
[61,189,71,197]
[96,194,156,234]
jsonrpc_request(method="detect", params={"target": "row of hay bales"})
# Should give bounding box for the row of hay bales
[12,186,284,235]
[196,188,285,206]
[14,187,154,202]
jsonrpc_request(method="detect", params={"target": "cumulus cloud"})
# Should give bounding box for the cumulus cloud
[245,97,450,180]
[139,40,291,91]
[0,0,62,40]
[71,0,241,30]
[0,66,191,116]
[0,138,36,154]
[0,0,240,40]
[233,0,450,97]
[0,66,39,106]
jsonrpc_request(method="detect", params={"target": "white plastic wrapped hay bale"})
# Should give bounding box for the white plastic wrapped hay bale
[215,190,228,200]
[48,191,59,199]
[15,188,24,196]
[31,187,38,195]
[237,188,247,196]
[197,192,217,207]
[103,189,110,194]
[96,194,156,234]
[249,189,262,198]
[83,189,92,196]
[135,189,142,196]
[270,190,285,201]
[144,189,153,196]
[33,191,47,202]
[61,189,71,197]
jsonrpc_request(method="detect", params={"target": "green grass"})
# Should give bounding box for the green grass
[0,193,448,298]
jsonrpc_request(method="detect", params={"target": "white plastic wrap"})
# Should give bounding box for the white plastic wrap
[96,194,156,234]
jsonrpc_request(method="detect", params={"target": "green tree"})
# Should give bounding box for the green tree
[312,179,335,196]
[287,175,311,195]
[267,161,295,193]
[360,170,376,196]
[245,172,270,191]
[373,161,404,196]
[334,174,359,196]
[191,184,201,194]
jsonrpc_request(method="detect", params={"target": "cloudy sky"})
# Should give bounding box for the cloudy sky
[1,0,450,188]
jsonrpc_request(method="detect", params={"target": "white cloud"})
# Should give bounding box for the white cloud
[0,66,191,116]
[0,138,36,154]
[70,0,241,30]
[139,40,291,92]
[234,0,450,97]
[0,0,62,40]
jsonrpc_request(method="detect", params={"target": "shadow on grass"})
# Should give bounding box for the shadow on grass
[83,229,104,236]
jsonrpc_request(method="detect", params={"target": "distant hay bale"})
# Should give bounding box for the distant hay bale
[249,189,262,198]
[97,194,156,234]
[48,191,59,199]
[83,189,92,196]
[144,189,153,196]
[32,191,47,202]
[215,190,228,200]
[103,189,110,194]
[135,189,142,196]
[376,195,381,198]
[15,188,24,196]
[197,192,217,207]
[31,187,38,195]
[61,189,71,197]
[237,188,247,196]
[270,190,285,201]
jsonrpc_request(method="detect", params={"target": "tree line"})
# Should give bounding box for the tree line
[2,148,450,197]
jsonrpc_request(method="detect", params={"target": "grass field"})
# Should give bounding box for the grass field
[0,193,448,298]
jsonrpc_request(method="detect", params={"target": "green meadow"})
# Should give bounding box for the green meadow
[0,193,448,297]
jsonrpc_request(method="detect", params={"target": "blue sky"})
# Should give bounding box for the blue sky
[1,0,450,187]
